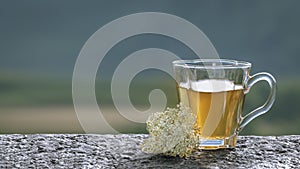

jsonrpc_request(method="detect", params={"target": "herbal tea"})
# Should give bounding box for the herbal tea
[173,59,276,149]
[178,80,245,147]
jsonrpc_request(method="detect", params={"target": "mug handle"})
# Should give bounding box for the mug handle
[238,72,277,131]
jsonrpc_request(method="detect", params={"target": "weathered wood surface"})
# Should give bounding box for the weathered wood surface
[0,134,299,168]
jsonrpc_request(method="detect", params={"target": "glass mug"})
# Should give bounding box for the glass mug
[173,59,276,149]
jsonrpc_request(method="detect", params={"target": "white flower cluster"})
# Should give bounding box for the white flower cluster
[141,103,199,157]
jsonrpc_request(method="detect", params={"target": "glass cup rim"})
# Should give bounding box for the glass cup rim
[173,59,251,69]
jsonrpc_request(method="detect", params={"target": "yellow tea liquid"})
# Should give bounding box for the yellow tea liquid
[178,80,245,148]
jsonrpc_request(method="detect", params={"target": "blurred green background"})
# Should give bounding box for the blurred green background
[0,1,299,135]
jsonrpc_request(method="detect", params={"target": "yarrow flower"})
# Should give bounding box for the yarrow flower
[141,103,199,157]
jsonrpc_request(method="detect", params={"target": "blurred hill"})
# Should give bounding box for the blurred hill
[0,0,299,77]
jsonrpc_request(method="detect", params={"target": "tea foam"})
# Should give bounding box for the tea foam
[180,79,243,93]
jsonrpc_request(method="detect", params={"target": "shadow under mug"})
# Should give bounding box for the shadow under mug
[173,59,276,149]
